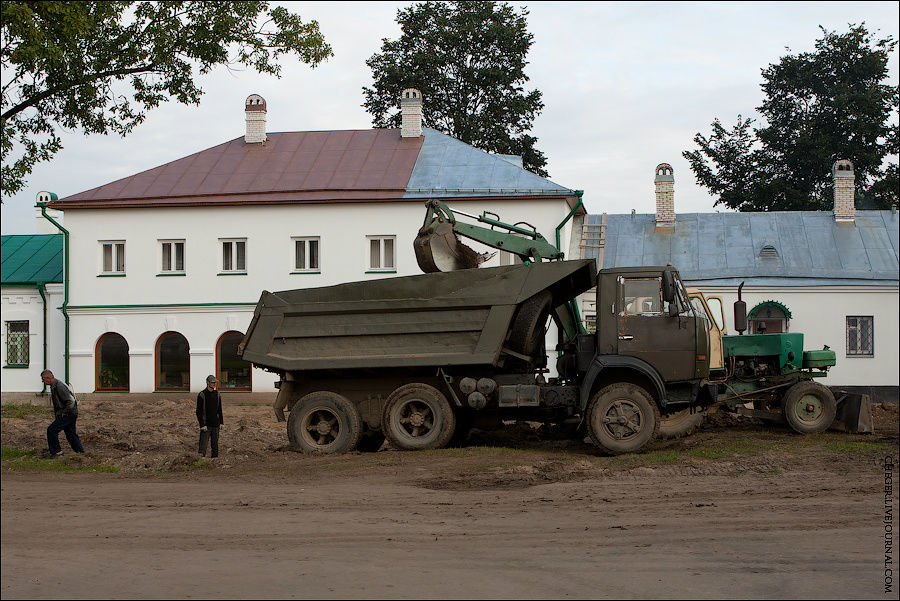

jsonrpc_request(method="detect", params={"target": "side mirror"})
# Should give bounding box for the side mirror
[662,269,676,304]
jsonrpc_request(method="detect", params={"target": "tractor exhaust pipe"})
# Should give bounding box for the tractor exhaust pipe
[734,281,747,335]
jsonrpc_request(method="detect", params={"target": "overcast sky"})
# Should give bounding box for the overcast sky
[2,1,898,235]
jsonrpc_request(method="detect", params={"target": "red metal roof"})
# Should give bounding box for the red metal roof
[54,129,424,208]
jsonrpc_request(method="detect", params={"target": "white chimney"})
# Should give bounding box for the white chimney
[655,163,675,227]
[35,191,63,234]
[244,94,267,144]
[400,88,423,138]
[833,159,855,222]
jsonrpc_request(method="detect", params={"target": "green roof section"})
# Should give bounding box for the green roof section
[1,234,64,285]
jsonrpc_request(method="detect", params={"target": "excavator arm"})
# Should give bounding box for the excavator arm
[414,200,583,342]
[413,200,564,273]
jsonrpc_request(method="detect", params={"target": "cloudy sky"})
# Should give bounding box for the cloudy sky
[2,0,898,234]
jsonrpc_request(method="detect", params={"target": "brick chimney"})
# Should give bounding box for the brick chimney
[244,94,267,144]
[832,159,855,222]
[655,163,675,227]
[400,88,423,138]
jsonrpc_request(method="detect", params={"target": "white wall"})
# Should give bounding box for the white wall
[696,285,899,387]
[1,283,65,393]
[60,197,576,393]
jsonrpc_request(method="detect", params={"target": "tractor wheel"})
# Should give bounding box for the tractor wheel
[658,407,706,439]
[383,383,456,451]
[781,381,836,434]
[587,383,660,454]
[507,291,553,357]
[288,391,362,454]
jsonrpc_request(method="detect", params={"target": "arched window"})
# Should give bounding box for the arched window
[96,332,129,391]
[156,331,190,391]
[216,331,252,391]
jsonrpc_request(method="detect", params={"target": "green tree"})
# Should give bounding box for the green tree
[684,25,899,211]
[1,1,332,198]
[363,1,548,176]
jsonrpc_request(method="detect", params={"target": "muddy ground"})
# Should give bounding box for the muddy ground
[2,398,898,599]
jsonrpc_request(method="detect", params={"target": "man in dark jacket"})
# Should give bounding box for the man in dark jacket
[197,375,224,458]
[41,370,84,456]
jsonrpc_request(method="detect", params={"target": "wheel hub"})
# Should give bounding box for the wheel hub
[601,400,641,439]
[797,394,823,423]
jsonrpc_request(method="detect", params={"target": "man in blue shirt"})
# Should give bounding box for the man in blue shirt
[41,370,84,457]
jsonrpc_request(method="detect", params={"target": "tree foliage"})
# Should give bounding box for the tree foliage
[363,1,548,176]
[684,25,899,211]
[1,1,332,198]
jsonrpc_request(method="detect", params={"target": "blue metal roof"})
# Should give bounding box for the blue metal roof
[1,234,64,285]
[405,128,574,198]
[589,211,899,286]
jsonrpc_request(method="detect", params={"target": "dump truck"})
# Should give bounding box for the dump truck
[239,258,718,455]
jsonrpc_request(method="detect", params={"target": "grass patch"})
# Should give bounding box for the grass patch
[822,441,886,453]
[1,447,119,473]
[610,449,681,467]
[684,440,762,459]
[1,403,49,418]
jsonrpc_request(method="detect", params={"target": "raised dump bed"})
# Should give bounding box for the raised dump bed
[239,259,597,372]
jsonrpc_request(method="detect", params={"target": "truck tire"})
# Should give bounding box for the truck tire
[288,391,363,454]
[383,383,456,451]
[507,291,553,357]
[658,407,705,439]
[586,383,660,454]
[781,381,836,434]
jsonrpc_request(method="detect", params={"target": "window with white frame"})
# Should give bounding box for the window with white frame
[5,321,29,366]
[846,316,874,357]
[367,235,395,272]
[100,241,126,274]
[160,240,185,274]
[220,238,247,273]
[292,237,320,272]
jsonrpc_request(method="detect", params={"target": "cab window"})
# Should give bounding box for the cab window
[623,278,662,315]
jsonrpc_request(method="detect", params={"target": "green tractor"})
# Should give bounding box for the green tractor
[678,285,871,439]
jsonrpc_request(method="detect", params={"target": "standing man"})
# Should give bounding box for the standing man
[41,370,84,456]
[197,375,224,458]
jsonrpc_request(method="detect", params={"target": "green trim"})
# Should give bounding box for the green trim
[290,270,321,275]
[217,272,247,276]
[3,364,30,369]
[748,300,792,319]
[156,272,186,277]
[97,273,126,277]
[365,270,397,274]
[68,302,257,309]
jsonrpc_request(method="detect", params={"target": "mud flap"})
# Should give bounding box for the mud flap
[828,391,873,434]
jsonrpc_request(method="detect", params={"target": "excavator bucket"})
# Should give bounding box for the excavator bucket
[829,390,874,434]
[414,221,490,273]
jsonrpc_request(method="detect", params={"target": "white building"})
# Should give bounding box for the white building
[1,200,67,398]
[29,92,583,398]
[575,162,900,401]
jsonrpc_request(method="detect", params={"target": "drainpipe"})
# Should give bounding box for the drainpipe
[554,190,587,340]
[555,190,584,253]
[37,283,48,392]
[36,203,69,384]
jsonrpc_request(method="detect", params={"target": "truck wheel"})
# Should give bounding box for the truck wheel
[781,381,836,434]
[587,383,659,454]
[383,384,456,451]
[507,291,553,357]
[288,391,362,454]
[658,407,705,439]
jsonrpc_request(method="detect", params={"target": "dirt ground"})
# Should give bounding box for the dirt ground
[2,398,898,599]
